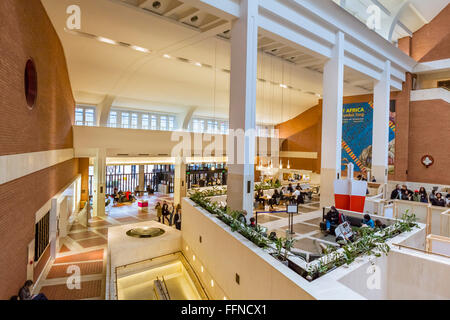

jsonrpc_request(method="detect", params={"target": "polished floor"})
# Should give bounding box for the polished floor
[34,193,325,299]
[34,193,173,300]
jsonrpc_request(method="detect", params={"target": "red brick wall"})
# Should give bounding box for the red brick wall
[407,99,450,184]
[0,159,79,299]
[399,4,450,62]
[0,0,75,156]
[0,0,78,299]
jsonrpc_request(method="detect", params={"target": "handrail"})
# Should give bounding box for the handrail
[393,243,450,259]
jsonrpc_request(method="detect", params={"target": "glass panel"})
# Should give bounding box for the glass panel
[75,108,84,125]
[131,113,138,129]
[85,109,95,126]
[169,116,175,131]
[109,111,117,128]
[121,112,130,128]
[151,115,157,130]
[142,114,149,130]
[160,116,167,131]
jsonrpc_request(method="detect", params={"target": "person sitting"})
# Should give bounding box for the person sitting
[419,187,428,203]
[371,176,377,182]
[412,190,421,202]
[18,280,47,301]
[268,231,277,241]
[402,189,413,201]
[362,214,375,228]
[432,193,446,207]
[287,183,294,193]
[324,206,346,234]
[249,217,256,228]
[446,194,450,208]
[390,184,402,200]
[375,219,387,229]
[269,190,280,210]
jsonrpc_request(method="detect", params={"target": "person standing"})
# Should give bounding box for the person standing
[161,201,170,225]
[174,204,182,230]
[155,202,162,223]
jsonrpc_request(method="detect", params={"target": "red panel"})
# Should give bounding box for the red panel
[334,194,350,210]
[350,195,366,213]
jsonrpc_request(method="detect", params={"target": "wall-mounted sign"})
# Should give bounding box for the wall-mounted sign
[421,155,434,168]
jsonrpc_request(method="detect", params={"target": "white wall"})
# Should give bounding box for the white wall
[181,198,315,300]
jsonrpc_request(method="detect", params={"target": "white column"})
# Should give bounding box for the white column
[227,0,258,220]
[372,60,391,183]
[174,158,187,206]
[93,148,106,217]
[138,164,145,192]
[320,31,344,209]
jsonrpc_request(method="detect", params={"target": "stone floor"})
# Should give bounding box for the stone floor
[35,193,174,300]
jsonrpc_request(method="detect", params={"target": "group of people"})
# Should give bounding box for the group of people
[255,183,309,211]
[390,184,450,207]
[111,188,136,204]
[155,201,182,230]
[324,207,386,240]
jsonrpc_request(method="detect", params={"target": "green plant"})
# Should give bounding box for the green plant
[306,212,417,281]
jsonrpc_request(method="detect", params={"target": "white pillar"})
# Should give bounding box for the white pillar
[139,165,145,193]
[372,61,391,183]
[320,31,344,209]
[174,158,187,206]
[93,148,106,217]
[227,0,258,220]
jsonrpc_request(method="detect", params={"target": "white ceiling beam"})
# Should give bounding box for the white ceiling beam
[258,15,332,59]
[180,0,240,19]
[259,0,336,45]
[344,56,381,81]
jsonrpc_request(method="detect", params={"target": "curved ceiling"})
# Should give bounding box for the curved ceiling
[42,0,407,125]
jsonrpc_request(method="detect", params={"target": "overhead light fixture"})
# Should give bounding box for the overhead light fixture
[279,161,283,169]
[211,279,214,287]
[131,45,150,53]
[163,54,172,59]
[287,160,291,169]
[201,266,204,273]
[194,62,202,67]
[280,84,288,89]
[97,36,117,45]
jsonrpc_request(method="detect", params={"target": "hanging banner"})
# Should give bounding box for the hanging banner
[341,101,396,174]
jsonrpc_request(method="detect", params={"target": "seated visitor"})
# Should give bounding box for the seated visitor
[432,193,446,207]
[268,231,277,241]
[446,194,450,208]
[371,176,376,182]
[249,217,256,228]
[324,206,346,234]
[390,184,402,200]
[402,189,413,201]
[287,183,294,193]
[412,190,421,202]
[375,219,387,229]
[419,187,428,203]
[18,280,47,301]
[362,214,375,228]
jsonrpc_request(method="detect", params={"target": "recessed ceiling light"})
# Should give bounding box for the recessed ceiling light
[163,54,172,59]
[191,15,199,23]
[280,84,288,89]
[97,36,117,45]
[131,45,150,53]
[194,62,202,67]
[152,1,161,9]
